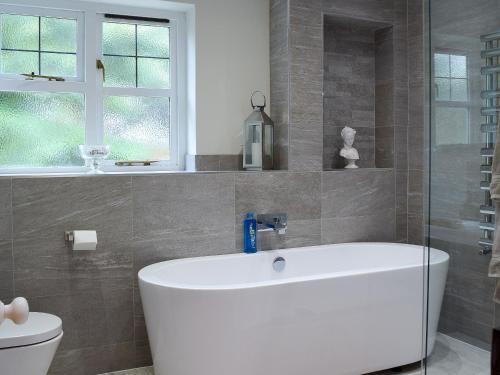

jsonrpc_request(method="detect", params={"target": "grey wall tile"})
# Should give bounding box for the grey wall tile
[408,169,423,215]
[235,172,321,222]
[396,213,408,243]
[0,179,12,240]
[270,0,290,170]
[132,174,235,240]
[49,341,135,375]
[134,340,153,369]
[322,169,395,218]
[375,126,394,168]
[288,1,323,171]
[31,287,133,353]
[394,126,408,170]
[186,155,243,172]
[322,210,396,244]
[408,213,423,245]
[10,176,134,374]
[219,155,243,171]
[235,172,321,251]
[374,26,395,169]
[133,229,236,279]
[322,0,394,24]
[13,236,133,299]
[12,177,132,241]
[235,219,322,251]
[0,240,13,301]
[194,155,220,171]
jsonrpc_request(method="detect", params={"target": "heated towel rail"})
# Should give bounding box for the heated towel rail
[479,30,500,255]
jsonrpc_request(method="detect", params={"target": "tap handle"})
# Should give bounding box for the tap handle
[0,297,29,325]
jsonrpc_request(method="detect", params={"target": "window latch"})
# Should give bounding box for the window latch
[21,72,65,81]
[96,59,105,82]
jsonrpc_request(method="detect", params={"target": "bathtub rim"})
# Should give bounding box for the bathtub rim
[138,242,449,291]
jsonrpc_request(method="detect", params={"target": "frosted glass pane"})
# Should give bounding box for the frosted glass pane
[104,96,170,161]
[41,53,76,77]
[103,56,136,87]
[450,55,467,78]
[0,91,84,167]
[41,17,77,53]
[451,79,468,101]
[434,53,450,77]
[435,78,450,101]
[1,50,38,74]
[435,107,469,145]
[103,22,135,56]
[0,14,38,50]
[138,58,169,89]
[137,25,169,57]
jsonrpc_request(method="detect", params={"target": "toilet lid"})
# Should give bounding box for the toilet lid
[0,312,62,349]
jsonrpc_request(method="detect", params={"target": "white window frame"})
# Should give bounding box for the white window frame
[432,50,471,146]
[0,0,187,175]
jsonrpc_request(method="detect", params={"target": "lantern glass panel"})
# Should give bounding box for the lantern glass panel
[263,123,273,168]
[245,123,262,167]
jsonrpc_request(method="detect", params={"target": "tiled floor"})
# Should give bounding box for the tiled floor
[373,334,489,375]
[101,368,153,375]
[100,334,489,375]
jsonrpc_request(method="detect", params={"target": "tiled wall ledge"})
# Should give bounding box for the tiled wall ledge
[0,167,393,179]
[185,154,243,171]
[0,168,395,374]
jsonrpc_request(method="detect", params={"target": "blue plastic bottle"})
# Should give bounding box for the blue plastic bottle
[243,212,257,253]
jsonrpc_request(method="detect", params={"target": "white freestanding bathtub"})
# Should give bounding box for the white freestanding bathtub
[139,243,449,375]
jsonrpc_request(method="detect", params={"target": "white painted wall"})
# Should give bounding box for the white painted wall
[175,0,270,155]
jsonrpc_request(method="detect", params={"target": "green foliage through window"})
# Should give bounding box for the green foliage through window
[0,14,77,77]
[102,22,170,88]
[0,91,84,167]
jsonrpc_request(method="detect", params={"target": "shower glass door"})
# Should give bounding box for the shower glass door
[426,0,500,373]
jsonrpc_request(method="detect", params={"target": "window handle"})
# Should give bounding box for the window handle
[21,72,65,81]
[96,59,105,82]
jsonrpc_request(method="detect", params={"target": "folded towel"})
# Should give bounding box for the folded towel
[492,176,500,200]
[490,205,500,303]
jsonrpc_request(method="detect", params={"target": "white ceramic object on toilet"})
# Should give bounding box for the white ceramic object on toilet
[0,297,29,325]
[0,312,63,375]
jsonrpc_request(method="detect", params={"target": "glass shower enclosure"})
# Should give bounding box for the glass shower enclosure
[426,0,500,373]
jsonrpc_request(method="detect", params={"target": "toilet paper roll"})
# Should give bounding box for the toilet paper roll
[73,230,98,251]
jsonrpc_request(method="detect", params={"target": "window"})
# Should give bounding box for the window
[433,52,470,146]
[0,2,185,173]
[0,13,80,78]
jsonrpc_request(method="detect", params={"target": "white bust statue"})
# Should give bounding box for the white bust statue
[340,126,359,169]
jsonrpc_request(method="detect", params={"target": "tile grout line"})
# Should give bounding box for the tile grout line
[10,177,15,298]
[130,175,137,366]
[405,0,411,244]
[320,170,324,244]
[233,172,237,252]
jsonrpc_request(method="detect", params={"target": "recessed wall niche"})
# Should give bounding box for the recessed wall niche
[323,15,394,170]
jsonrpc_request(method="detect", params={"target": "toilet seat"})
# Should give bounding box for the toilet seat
[0,312,62,349]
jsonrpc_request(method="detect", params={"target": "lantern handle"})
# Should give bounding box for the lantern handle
[250,90,266,110]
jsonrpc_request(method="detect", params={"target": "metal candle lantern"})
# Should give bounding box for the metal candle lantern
[243,91,274,170]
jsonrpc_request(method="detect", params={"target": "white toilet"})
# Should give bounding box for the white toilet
[0,312,63,375]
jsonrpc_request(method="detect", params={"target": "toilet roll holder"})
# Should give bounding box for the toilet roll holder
[64,231,75,243]
[64,230,98,251]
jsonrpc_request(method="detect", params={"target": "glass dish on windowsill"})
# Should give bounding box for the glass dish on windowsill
[78,145,110,174]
